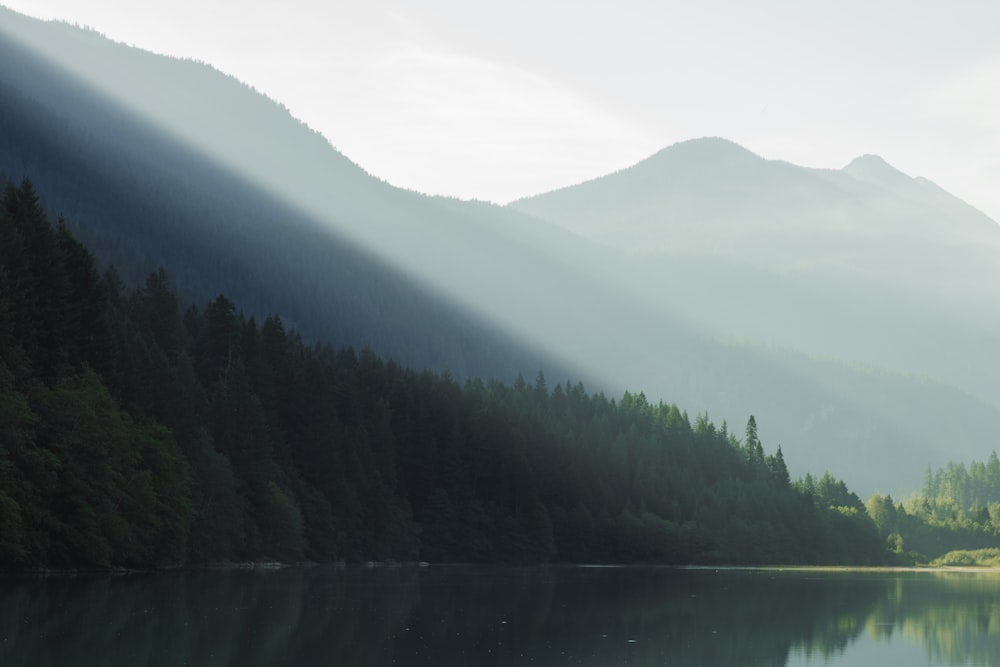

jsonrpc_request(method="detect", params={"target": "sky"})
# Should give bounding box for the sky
[6,0,1000,221]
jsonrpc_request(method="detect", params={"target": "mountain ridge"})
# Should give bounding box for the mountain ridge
[513,136,999,244]
[509,133,1000,407]
[3,7,999,495]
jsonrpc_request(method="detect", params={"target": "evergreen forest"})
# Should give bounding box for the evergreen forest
[858,454,1000,565]
[0,178,909,568]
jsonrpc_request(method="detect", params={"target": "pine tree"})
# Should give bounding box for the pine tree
[744,415,764,464]
[767,446,790,487]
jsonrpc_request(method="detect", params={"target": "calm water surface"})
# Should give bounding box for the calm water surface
[2,565,999,666]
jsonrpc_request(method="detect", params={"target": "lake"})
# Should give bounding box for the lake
[2,565,999,666]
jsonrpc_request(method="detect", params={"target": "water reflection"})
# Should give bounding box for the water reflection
[1,566,999,666]
[866,573,1000,666]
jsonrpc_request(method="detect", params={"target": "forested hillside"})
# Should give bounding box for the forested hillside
[0,179,892,568]
[4,9,999,496]
[0,8,564,386]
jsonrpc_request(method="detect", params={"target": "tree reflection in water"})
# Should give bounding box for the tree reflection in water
[1,567,998,666]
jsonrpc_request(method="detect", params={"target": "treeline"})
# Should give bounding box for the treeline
[920,454,1000,518]
[857,454,1000,562]
[0,179,891,567]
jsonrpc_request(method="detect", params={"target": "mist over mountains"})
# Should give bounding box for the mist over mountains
[512,139,1000,452]
[2,7,998,495]
[512,137,1000,384]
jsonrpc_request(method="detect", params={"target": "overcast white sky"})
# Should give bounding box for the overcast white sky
[6,1,1000,221]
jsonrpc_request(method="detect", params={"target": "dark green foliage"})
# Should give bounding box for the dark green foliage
[0,362,35,563]
[0,180,892,567]
[30,369,193,566]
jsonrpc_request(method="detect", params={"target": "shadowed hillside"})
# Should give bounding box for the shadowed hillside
[2,9,999,494]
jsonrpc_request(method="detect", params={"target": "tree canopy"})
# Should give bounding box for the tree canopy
[0,179,898,567]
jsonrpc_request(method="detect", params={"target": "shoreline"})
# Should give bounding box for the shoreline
[680,564,1000,574]
[7,561,1000,578]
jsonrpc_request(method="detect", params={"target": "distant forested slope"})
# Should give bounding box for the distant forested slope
[0,180,891,567]
[0,10,562,385]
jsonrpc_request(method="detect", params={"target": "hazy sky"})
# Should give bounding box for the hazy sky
[7,1,1000,221]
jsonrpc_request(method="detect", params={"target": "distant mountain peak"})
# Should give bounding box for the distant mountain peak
[847,153,890,166]
[842,153,913,188]
[604,137,766,187]
[648,136,762,165]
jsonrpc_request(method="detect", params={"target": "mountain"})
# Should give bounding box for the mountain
[512,137,1000,256]
[0,7,580,385]
[511,137,1000,406]
[2,9,999,495]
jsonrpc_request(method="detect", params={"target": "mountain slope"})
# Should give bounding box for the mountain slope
[510,137,1000,405]
[0,8,581,384]
[512,137,1000,257]
[3,10,999,494]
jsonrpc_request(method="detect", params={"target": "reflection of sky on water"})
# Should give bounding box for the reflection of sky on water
[788,632,932,667]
